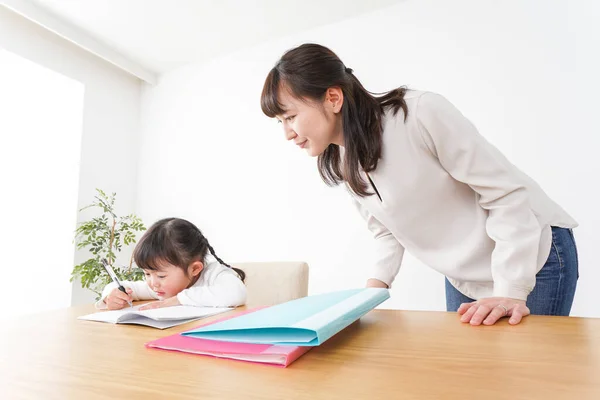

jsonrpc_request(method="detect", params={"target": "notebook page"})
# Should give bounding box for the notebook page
[137,306,232,321]
[78,305,144,323]
[79,306,231,324]
[120,316,201,329]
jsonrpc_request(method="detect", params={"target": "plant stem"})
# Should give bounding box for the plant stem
[109,217,116,264]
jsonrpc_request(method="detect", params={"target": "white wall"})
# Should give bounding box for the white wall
[138,0,599,316]
[0,6,142,305]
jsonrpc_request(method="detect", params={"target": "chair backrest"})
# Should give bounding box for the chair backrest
[233,261,309,307]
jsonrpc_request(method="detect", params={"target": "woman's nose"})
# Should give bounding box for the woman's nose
[283,124,297,141]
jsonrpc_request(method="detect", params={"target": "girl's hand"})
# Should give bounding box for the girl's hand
[139,296,181,311]
[458,297,530,325]
[104,287,133,310]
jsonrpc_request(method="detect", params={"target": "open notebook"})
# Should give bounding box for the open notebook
[146,308,311,367]
[78,305,232,329]
[182,288,390,345]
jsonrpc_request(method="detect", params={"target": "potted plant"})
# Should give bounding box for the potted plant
[71,189,146,299]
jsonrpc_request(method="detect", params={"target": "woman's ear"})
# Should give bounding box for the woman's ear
[325,87,344,114]
[188,260,204,278]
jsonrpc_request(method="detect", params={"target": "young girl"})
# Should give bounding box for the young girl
[96,218,246,310]
[260,43,579,326]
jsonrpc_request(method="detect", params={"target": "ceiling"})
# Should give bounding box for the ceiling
[26,0,404,75]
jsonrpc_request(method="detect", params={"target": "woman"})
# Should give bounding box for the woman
[260,43,578,326]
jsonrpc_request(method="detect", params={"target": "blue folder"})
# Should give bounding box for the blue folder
[181,288,390,346]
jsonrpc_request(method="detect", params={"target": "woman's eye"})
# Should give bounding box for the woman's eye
[157,276,166,279]
[286,115,295,122]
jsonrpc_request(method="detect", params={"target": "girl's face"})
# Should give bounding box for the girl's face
[275,85,344,157]
[143,260,203,299]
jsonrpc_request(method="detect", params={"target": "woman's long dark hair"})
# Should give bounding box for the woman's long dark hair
[260,43,407,197]
[133,218,245,283]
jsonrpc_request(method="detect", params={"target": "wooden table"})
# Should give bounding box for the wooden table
[1,305,599,400]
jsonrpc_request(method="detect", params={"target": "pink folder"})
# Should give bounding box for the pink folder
[145,308,312,367]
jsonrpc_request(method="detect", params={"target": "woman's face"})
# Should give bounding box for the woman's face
[275,86,344,157]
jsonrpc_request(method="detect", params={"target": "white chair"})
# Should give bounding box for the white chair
[233,261,309,307]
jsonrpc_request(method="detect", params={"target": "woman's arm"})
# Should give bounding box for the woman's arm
[416,92,542,301]
[353,199,405,288]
